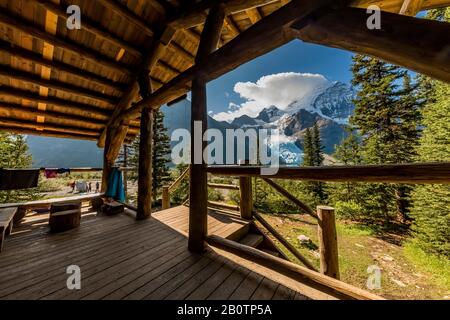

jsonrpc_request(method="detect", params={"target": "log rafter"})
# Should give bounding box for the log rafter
[0,11,132,77]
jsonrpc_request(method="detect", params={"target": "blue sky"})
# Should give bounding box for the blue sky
[206,40,354,117]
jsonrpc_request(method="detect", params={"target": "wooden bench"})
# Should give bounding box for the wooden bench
[0,207,17,252]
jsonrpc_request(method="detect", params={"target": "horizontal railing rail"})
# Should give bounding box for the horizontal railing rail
[207,162,450,184]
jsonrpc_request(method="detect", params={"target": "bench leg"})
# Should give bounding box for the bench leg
[0,226,5,253]
[5,221,13,236]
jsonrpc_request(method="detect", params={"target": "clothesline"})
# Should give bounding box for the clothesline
[37,167,136,172]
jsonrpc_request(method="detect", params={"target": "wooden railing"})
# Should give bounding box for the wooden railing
[206,162,450,281]
[161,167,242,212]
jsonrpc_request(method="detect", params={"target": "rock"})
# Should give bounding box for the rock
[391,279,407,287]
[443,296,450,300]
[297,235,310,243]
[355,243,365,248]
[382,255,394,262]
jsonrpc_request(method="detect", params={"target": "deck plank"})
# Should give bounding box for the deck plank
[0,206,330,300]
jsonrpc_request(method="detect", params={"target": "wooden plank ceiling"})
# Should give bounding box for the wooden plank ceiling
[0,0,448,143]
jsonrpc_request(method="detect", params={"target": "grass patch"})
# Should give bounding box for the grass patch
[336,222,375,237]
[404,241,450,290]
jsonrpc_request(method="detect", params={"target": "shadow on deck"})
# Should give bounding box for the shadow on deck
[0,205,335,300]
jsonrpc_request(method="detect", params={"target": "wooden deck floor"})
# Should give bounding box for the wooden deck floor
[152,206,250,240]
[0,206,331,300]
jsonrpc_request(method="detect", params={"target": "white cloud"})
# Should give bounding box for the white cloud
[213,72,329,122]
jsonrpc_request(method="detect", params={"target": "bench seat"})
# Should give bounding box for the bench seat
[0,207,17,252]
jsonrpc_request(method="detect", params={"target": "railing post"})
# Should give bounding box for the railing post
[239,177,253,219]
[162,186,170,210]
[317,206,340,279]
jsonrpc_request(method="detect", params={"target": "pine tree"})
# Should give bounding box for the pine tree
[152,110,172,200]
[312,123,324,166]
[332,128,364,206]
[409,7,450,257]
[302,125,326,202]
[350,55,422,223]
[127,110,172,201]
[302,128,314,166]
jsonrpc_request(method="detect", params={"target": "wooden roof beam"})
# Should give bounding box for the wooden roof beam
[32,0,142,58]
[292,7,450,83]
[0,65,119,106]
[246,7,263,23]
[0,87,111,121]
[224,16,240,36]
[0,41,125,93]
[0,118,100,137]
[96,0,155,36]
[0,11,132,77]
[168,0,279,29]
[0,126,99,141]
[116,0,334,122]
[0,102,107,129]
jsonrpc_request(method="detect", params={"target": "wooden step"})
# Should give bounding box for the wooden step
[239,233,264,248]
[226,223,250,242]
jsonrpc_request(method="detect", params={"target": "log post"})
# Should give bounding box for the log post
[188,3,225,253]
[136,74,154,220]
[162,186,170,210]
[239,177,253,219]
[317,206,340,279]
[136,107,153,220]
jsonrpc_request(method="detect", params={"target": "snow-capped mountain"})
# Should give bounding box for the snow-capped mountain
[217,81,355,165]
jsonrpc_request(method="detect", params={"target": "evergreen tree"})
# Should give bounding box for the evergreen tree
[127,110,172,201]
[332,128,364,207]
[302,125,326,202]
[302,128,314,166]
[409,7,450,257]
[312,123,324,166]
[350,55,422,223]
[152,110,172,200]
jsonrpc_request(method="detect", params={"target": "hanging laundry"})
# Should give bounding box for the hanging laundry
[105,167,125,202]
[44,168,71,179]
[0,169,40,191]
[44,169,58,179]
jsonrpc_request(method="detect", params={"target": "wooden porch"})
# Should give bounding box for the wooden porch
[0,205,334,300]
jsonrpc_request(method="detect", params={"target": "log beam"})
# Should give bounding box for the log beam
[0,87,111,121]
[189,3,226,253]
[0,41,125,93]
[0,65,119,106]
[0,126,99,141]
[0,11,131,76]
[96,0,155,36]
[292,7,450,83]
[32,0,142,58]
[0,117,100,137]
